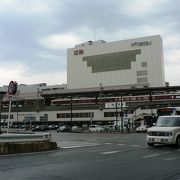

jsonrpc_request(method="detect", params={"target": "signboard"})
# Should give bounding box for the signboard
[131,41,151,47]
[105,102,127,109]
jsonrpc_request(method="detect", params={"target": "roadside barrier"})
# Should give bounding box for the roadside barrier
[0,133,57,155]
[0,133,51,143]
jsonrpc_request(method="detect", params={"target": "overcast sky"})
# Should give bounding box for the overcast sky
[0,0,180,87]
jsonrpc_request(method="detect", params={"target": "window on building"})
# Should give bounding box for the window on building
[104,112,115,117]
[141,62,147,67]
[137,77,148,83]
[136,70,148,76]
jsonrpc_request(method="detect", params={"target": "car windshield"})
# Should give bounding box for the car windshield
[156,116,180,127]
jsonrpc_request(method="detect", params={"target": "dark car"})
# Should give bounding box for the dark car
[32,125,48,132]
[47,124,58,130]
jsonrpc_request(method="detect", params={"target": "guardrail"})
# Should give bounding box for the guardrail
[1,127,29,134]
[0,133,51,143]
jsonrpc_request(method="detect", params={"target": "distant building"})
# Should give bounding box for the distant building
[0,83,67,101]
[67,35,165,89]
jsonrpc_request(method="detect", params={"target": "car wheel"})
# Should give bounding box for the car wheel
[147,143,154,147]
[176,135,180,147]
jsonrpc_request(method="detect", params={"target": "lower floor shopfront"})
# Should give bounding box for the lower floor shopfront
[1,104,156,132]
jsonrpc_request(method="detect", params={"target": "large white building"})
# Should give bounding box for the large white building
[0,35,168,126]
[67,35,165,89]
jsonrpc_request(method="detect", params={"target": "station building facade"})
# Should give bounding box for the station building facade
[67,35,165,89]
[0,35,168,127]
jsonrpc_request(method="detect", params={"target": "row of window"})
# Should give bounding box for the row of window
[56,112,118,119]
[137,70,147,76]
[137,77,148,83]
[1,115,13,119]
[57,112,94,118]
[1,112,120,121]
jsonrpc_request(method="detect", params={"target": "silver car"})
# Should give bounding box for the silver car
[72,126,82,133]
[89,125,104,132]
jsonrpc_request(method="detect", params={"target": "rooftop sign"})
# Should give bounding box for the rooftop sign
[131,41,151,47]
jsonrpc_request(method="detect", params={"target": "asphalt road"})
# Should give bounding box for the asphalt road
[0,132,180,180]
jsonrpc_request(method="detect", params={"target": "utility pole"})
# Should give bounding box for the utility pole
[99,83,104,111]
[115,98,118,127]
[0,92,5,133]
[70,97,73,126]
[120,93,123,133]
[16,101,19,122]
[0,97,1,134]
[36,88,40,122]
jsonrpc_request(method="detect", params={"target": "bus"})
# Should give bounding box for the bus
[157,107,180,116]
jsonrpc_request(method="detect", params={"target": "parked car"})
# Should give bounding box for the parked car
[103,125,116,132]
[32,125,48,132]
[47,124,57,130]
[89,125,104,132]
[72,126,82,133]
[136,125,149,133]
[57,125,72,133]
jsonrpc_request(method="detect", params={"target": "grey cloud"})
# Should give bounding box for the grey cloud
[0,0,180,86]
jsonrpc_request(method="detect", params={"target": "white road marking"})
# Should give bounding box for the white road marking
[131,145,140,147]
[101,151,120,155]
[142,153,160,158]
[142,151,170,159]
[104,142,112,145]
[163,157,177,161]
[61,143,100,149]
[117,143,126,146]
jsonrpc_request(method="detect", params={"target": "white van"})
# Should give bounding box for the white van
[147,116,180,147]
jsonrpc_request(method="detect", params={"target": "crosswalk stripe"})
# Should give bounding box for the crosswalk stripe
[104,142,112,145]
[163,157,177,161]
[61,143,100,149]
[142,151,170,159]
[101,151,120,155]
[142,153,160,158]
[117,143,126,146]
